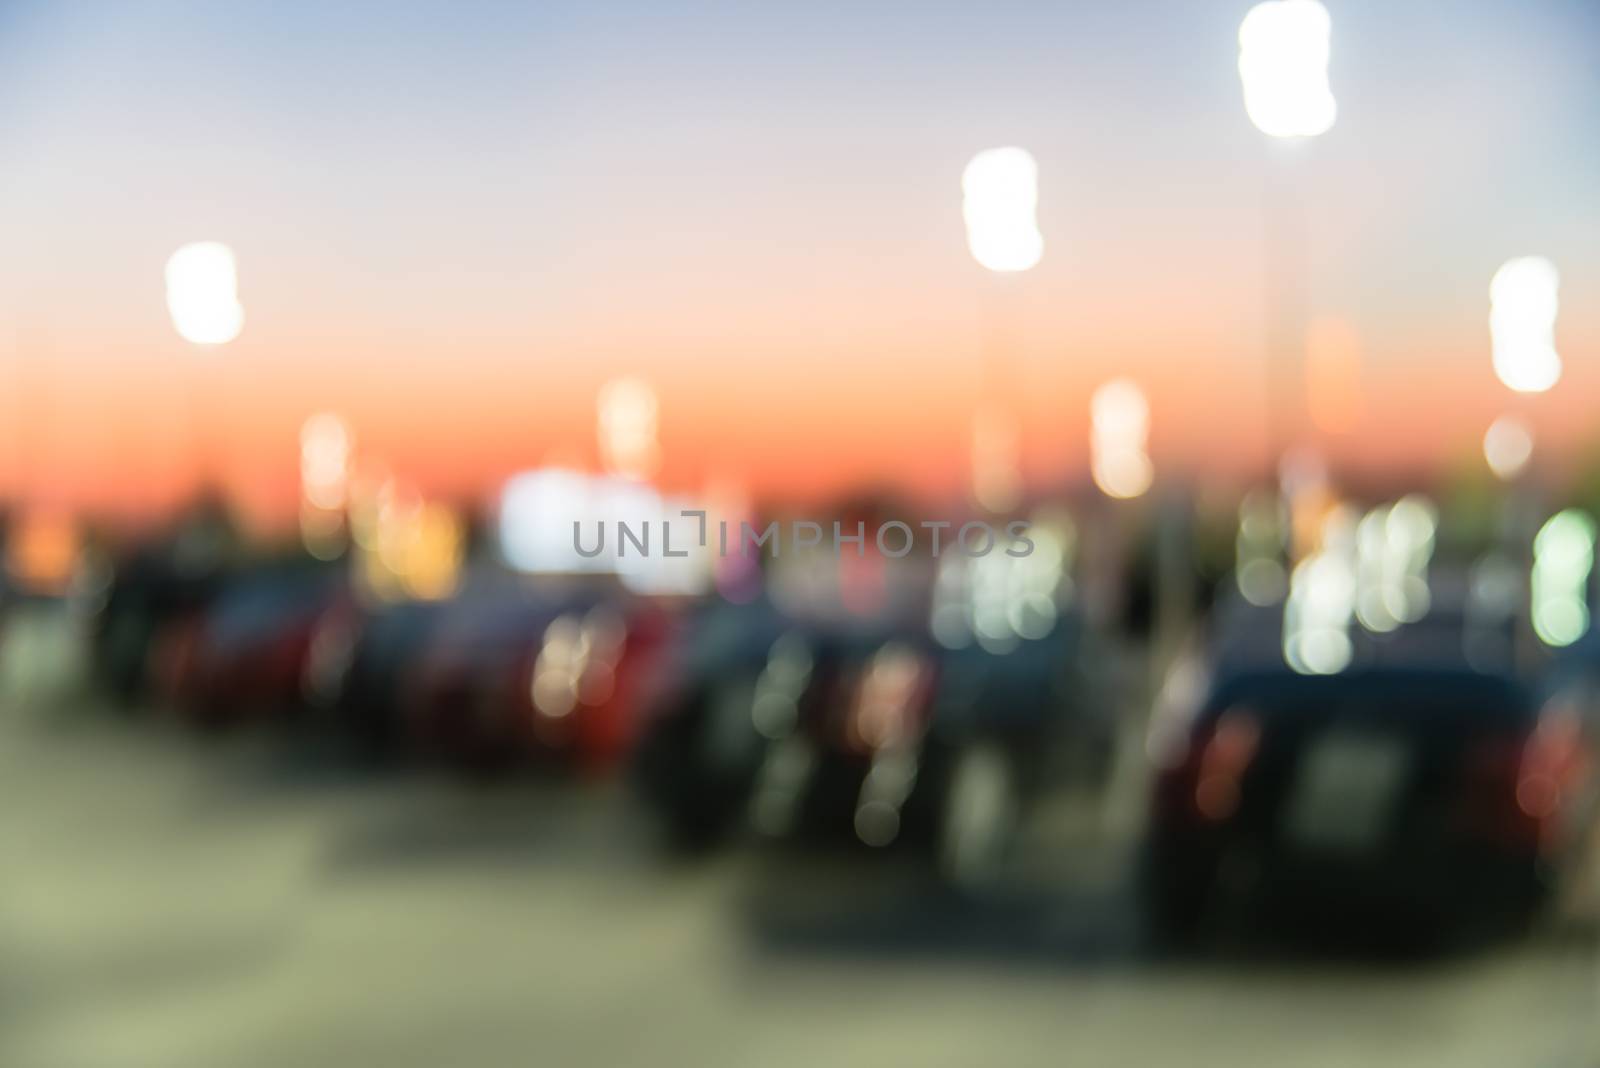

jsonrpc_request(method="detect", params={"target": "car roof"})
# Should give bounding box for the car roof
[1205,664,1533,716]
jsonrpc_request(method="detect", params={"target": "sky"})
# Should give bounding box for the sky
[1,0,1597,524]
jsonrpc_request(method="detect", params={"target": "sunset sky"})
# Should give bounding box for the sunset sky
[2,0,1597,525]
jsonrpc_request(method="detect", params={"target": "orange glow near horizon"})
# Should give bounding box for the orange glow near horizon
[6,298,1597,531]
[2,3,1596,528]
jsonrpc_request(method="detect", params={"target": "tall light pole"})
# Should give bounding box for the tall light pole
[164,241,243,506]
[1237,0,1339,680]
[1235,1,1338,663]
[1237,0,1336,470]
[962,147,1042,514]
[1484,254,1565,664]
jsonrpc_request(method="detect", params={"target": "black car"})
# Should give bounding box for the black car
[167,557,347,725]
[1143,660,1594,943]
[85,502,240,702]
[632,598,1112,887]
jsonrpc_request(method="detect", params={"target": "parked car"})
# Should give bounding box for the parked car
[632,598,1113,887]
[1143,655,1595,944]
[86,508,238,701]
[316,574,680,773]
[308,593,446,758]
[161,556,348,726]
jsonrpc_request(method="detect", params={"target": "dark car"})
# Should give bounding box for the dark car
[312,571,678,774]
[499,592,679,774]
[399,588,570,768]
[1143,659,1595,944]
[631,598,1112,887]
[163,557,348,726]
[404,580,680,772]
[314,594,452,759]
[86,520,237,701]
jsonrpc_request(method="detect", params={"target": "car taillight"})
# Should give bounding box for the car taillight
[1193,711,1261,821]
[1517,710,1589,828]
[1461,712,1589,853]
[1156,708,1260,824]
[846,644,933,753]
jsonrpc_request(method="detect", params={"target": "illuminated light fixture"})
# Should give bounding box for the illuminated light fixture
[298,412,355,560]
[1532,509,1595,647]
[1483,415,1534,481]
[1490,257,1561,394]
[597,376,661,481]
[1235,491,1288,607]
[300,413,353,510]
[962,147,1043,273]
[1284,506,1357,675]
[400,502,466,601]
[166,242,244,345]
[1354,496,1437,634]
[497,468,711,595]
[1090,378,1153,500]
[1238,0,1337,138]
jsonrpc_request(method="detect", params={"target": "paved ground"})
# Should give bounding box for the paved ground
[0,607,1596,1067]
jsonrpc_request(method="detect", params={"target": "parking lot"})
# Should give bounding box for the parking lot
[2,609,1595,1068]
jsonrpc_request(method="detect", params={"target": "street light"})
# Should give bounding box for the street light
[962,147,1042,513]
[300,412,353,559]
[597,375,661,482]
[165,242,244,345]
[962,147,1043,274]
[1238,0,1337,139]
[1483,415,1533,481]
[1238,1,1334,477]
[1532,509,1596,647]
[1090,378,1153,500]
[1490,256,1561,394]
[165,241,243,503]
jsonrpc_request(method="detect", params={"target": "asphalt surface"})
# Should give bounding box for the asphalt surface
[0,607,1596,1067]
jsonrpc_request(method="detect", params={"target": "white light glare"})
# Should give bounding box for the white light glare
[597,377,661,481]
[1354,496,1436,633]
[300,413,353,509]
[1483,416,1534,480]
[962,148,1043,273]
[1532,509,1595,647]
[930,511,1074,653]
[1490,257,1561,393]
[1238,0,1337,138]
[166,242,244,345]
[1235,491,1287,606]
[1090,379,1153,499]
[1284,506,1356,674]
[497,468,711,595]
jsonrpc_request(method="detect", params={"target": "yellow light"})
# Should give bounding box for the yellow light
[400,502,465,601]
[1284,507,1357,674]
[300,412,353,510]
[1483,416,1533,480]
[597,377,660,481]
[1090,379,1153,499]
[1092,449,1154,500]
[5,511,78,594]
